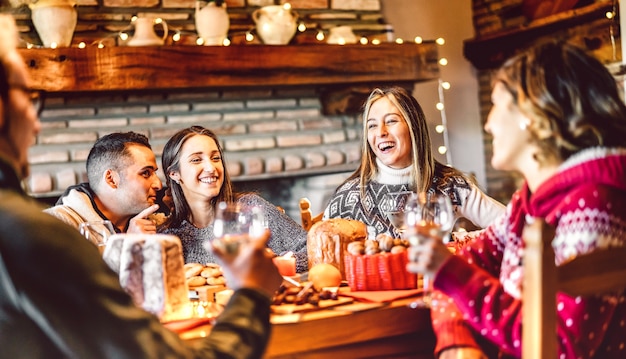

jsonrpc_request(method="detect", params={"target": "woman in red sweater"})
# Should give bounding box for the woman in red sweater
[408,41,626,359]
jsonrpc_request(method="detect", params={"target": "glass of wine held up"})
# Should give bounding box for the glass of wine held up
[210,201,266,255]
[380,191,416,237]
[78,220,116,256]
[404,192,454,308]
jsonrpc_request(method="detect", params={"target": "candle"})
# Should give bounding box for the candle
[273,255,296,276]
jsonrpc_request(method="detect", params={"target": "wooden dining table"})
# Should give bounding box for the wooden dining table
[264,296,435,358]
[180,293,435,359]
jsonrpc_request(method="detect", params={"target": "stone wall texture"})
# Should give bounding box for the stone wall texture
[6,0,397,218]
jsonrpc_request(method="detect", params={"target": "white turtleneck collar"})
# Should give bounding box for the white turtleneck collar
[375,158,411,185]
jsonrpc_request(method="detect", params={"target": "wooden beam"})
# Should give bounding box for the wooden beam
[464,2,614,70]
[19,43,440,93]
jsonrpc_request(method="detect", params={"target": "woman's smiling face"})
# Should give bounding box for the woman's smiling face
[366,96,412,169]
[174,134,225,203]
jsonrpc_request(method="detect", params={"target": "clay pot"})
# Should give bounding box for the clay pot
[29,0,77,48]
[195,1,230,46]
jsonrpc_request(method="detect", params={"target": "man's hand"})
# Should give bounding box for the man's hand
[126,204,160,234]
[209,229,282,299]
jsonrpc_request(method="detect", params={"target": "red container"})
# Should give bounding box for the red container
[344,251,417,291]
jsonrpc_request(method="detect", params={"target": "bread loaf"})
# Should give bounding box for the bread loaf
[104,233,189,321]
[306,218,367,278]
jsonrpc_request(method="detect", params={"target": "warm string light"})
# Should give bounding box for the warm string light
[608,0,618,61]
[21,13,437,49]
[431,38,451,163]
[316,30,325,41]
[437,77,452,163]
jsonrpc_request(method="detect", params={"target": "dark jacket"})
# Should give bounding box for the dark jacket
[0,158,271,358]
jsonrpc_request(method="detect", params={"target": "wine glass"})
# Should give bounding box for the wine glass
[380,191,415,237]
[211,202,266,255]
[404,192,454,308]
[78,220,116,255]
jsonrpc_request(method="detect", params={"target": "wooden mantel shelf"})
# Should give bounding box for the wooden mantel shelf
[18,43,440,94]
[464,2,614,70]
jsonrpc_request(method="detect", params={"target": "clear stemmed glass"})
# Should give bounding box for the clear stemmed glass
[211,202,266,255]
[380,191,415,236]
[404,192,454,308]
[79,220,116,255]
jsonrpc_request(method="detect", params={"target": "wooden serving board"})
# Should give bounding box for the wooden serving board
[271,296,354,315]
[190,285,227,302]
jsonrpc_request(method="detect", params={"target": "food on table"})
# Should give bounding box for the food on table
[347,234,408,255]
[103,233,190,321]
[271,283,339,306]
[307,218,367,278]
[308,263,342,290]
[344,235,415,291]
[184,262,226,287]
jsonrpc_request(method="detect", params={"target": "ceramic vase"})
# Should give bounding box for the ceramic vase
[195,1,230,46]
[30,0,77,48]
[127,17,168,47]
[252,5,298,45]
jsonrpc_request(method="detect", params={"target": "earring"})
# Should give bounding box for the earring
[519,119,530,130]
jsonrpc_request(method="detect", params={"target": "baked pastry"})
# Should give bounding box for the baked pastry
[184,263,226,288]
[103,233,189,321]
[306,218,367,278]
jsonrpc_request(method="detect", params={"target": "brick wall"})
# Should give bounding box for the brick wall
[6,0,395,219]
[29,87,362,218]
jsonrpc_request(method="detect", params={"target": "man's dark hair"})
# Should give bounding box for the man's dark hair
[86,132,152,188]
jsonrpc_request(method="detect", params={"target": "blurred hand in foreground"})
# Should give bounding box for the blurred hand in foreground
[209,229,282,298]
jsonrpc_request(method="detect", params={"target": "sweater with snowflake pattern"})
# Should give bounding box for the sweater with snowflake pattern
[431,147,626,358]
[323,162,505,238]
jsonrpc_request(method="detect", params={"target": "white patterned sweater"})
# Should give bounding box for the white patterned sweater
[323,160,505,237]
[431,147,626,359]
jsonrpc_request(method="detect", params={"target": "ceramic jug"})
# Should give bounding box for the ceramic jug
[327,26,357,45]
[29,0,77,48]
[195,1,230,46]
[252,5,298,45]
[128,17,168,47]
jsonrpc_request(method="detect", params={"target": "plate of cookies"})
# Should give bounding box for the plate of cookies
[184,262,228,301]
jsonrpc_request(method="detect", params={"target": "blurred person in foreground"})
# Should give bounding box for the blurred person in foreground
[407,41,626,359]
[44,131,165,234]
[0,13,282,358]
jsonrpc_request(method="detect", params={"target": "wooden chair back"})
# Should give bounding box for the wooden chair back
[522,218,626,359]
[299,197,323,231]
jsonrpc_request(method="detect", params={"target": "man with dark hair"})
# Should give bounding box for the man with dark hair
[0,14,282,358]
[45,131,163,233]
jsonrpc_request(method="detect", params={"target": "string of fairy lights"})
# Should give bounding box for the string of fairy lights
[20,1,453,161]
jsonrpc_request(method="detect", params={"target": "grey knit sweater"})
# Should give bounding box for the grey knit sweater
[161,193,309,273]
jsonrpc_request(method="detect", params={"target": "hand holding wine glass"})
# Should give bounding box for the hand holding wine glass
[404,192,454,308]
